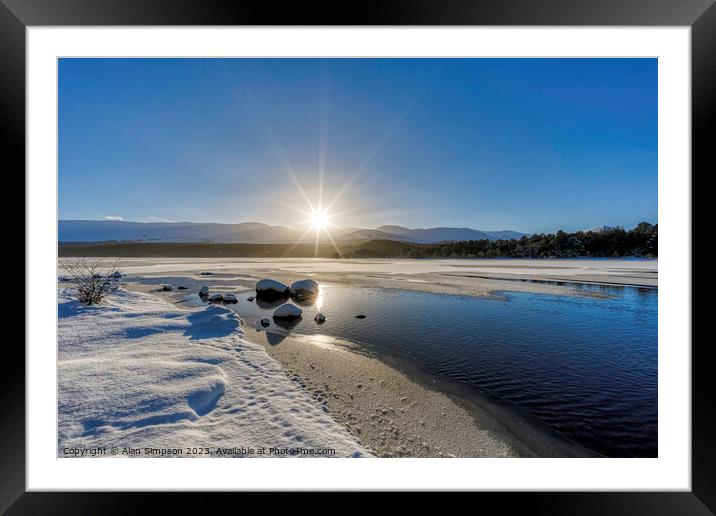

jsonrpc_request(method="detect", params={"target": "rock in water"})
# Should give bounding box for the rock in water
[200,272,213,276]
[256,279,290,299]
[177,286,188,290]
[355,314,366,319]
[223,293,238,303]
[260,317,271,327]
[199,285,209,296]
[314,312,326,323]
[111,271,124,278]
[290,279,319,298]
[273,303,303,320]
[208,293,224,302]
[247,297,254,302]
[161,285,175,292]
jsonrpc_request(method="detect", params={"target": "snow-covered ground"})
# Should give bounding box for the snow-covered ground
[58,287,369,458]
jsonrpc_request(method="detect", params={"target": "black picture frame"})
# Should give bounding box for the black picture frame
[4,0,710,511]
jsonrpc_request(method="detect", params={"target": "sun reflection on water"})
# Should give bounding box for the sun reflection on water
[314,285,325,310]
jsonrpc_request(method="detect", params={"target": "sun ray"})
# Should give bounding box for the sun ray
[220,59,314,212]
[322,228,343,259]
[325,65,443,214]
[224,58,433,251]
[317,71,331,213]
[220,60,443,246]
[281,225,317,258]
[277,200,314,219]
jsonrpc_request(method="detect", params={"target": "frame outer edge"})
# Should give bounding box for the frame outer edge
[0,0,27,513]
[692,1,716,512]
[4,0,710,511]
[0,0,715,26]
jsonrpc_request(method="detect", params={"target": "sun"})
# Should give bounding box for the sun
[281,179,344,257]
[309,209,329,231]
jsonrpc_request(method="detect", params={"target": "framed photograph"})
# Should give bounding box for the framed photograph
[6,0,711,510]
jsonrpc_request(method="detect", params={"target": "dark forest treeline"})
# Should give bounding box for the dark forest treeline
[338,222,658,259]
[59,223,657,259]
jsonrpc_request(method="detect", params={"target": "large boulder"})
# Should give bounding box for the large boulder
[290,279,319,299]
[272,303,303,320]
[256,279,290,300]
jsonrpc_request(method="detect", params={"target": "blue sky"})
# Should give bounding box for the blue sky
[59,58,657,233]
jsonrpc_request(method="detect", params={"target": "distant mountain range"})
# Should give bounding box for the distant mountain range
[59,220,526,244]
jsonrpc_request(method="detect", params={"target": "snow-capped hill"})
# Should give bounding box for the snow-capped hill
[336,229,405,242]
[59,220,526,244]
[406,227,492,242]
[59,220,275,243]
[340,226,525,243]
[583,225,616,233]
[484,230,527,240]
[376,225,412,235]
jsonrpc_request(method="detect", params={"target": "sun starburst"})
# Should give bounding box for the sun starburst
[309,208,330,231]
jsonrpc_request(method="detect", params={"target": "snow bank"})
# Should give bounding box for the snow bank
[58,288,369,458]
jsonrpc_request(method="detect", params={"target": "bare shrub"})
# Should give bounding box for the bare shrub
[61,258,122,305]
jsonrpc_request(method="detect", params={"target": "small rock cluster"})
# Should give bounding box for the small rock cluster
[255,278,323,325]
[161,275,336,330]
[193,283,239,304]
